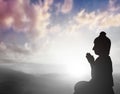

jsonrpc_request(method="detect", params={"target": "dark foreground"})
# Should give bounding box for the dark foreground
[0,67,119,94]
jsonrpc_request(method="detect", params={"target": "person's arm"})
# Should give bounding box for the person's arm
[86,53,95,79]
[86,53,95,68]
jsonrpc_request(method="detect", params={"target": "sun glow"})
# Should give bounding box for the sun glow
[60,53,91,80]
[66,61,90,79]
[48,32,92,80]
[54,52,91,80]
[50,43,91,79]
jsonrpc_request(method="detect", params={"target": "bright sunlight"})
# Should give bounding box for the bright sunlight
[49,36,91,80]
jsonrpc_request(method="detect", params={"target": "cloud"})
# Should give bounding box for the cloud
[0,0,52,55]
[65,0,120,32]
[0,0,120,64]
[0,42,33,63]
[0,0,73,40]
[68,9,120,32]
[61,0,73,14]
[0,0,82,64]
[108,0,120,12]
[0,0,51,37]
[0,42,7,51]
[0,41,32,61]
[54,0,73,15]
[0,0,22,29]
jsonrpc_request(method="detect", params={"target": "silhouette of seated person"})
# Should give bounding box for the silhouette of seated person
[74,32,114,94]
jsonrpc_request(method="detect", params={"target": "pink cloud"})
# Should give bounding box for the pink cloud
[0,0,26,29]
[0,0,53,59]
[0,0,52,34]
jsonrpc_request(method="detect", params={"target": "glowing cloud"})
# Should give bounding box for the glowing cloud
[68,9,120,32]
[61,0,73,14]
[0,0,51,35]
[0,0,25,29]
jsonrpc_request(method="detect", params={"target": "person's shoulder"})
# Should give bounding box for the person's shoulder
[95,56,111,63]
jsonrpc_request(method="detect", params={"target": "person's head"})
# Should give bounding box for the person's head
[93,31,111,56]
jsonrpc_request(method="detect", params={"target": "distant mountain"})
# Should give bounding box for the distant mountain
[0,67,33,94]
[0,63,66,74]
[0,67,73,94]
[0,66,119,94]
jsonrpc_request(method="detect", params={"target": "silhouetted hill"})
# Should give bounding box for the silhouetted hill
[0,66,119,94]
[0,67,33,94]
[0,67,73,94]
[113,73,120,94]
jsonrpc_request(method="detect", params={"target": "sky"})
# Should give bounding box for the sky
[0,0,120,75]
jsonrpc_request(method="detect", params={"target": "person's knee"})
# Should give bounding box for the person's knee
[74,81,88,91]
